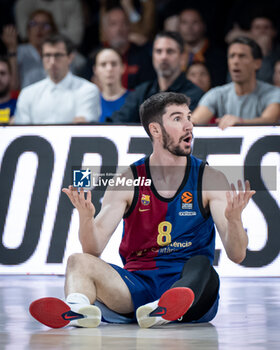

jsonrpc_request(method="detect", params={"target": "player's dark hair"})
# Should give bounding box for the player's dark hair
[228,36,263,60]
[140,92,190,140]
[154,31,185,53]
[42,34,75,55]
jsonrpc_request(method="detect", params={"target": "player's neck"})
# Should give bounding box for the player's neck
[150,149,187,167]
[149,152,187,196]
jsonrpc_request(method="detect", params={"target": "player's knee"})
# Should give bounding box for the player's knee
[66,253,101,275]
[66,253,88,271]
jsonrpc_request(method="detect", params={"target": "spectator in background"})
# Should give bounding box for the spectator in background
[14,0,84,47]
[178,8,227,87]
[2,9,88,90]
[2,9,57,90]
[250,14,280,84]
[186,62,211,92]
[225,12,280,84]
[163,15,180,32]
[95,6,156,90]
[273,60,280,87]
[0,56,17,125]
[119,0,156,45]
[14,34,100,125]
[93,47,129,122]
[110,31,204,123]
[192,36,280,129]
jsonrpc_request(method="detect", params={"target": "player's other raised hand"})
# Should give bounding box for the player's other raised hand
[225,180,255,222]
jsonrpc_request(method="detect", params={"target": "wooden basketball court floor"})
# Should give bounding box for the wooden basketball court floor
[0,275,279,350]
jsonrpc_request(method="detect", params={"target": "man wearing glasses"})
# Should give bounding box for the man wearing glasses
[14,34,100,124]
[2,9,57,90]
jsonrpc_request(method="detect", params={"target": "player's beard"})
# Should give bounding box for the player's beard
[161,125,192,156]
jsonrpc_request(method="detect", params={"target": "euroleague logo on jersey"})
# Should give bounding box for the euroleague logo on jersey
[181,191,193,210]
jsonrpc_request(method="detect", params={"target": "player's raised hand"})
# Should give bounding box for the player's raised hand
[62,186,95,218]
[225,180,255,222]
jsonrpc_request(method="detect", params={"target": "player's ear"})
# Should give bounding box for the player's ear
[149,122,161,139]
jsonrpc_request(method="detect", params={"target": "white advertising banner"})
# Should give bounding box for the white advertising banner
[0,125,279,276]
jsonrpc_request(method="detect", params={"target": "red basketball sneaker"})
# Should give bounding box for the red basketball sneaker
[29,297,101,328]
[136,287,194,328]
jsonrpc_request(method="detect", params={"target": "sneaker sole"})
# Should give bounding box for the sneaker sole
[159,287,194,320]
[136,304,159,328]
[29,297,101,328]
[136,287,194,328]
[76,305,101,328]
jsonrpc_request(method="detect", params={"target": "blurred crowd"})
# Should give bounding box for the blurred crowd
[1,0,280,128]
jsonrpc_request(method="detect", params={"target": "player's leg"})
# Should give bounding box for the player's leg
[137,255,219,328]
[171,255,219,322]
[29,253,134,328]
[64,253,134,313]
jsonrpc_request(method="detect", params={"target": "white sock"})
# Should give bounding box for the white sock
[66,293,90,305]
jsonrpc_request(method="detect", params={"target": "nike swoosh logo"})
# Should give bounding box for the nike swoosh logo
[139,208,150,212]
[149,306,167,317]
[62,310,84,321]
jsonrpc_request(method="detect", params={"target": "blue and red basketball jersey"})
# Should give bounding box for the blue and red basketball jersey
[119,154,216,271]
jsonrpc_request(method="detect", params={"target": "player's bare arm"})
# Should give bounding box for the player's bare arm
[62,168,134,256]
[202,166,255,263]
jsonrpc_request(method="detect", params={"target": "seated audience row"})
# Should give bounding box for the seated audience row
[2,31,280,127]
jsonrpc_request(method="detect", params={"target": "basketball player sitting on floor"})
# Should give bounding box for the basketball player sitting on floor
[29,92,255,328]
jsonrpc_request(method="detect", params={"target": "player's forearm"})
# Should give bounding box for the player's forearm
[78,216,104,256]
[224,219,248,264]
